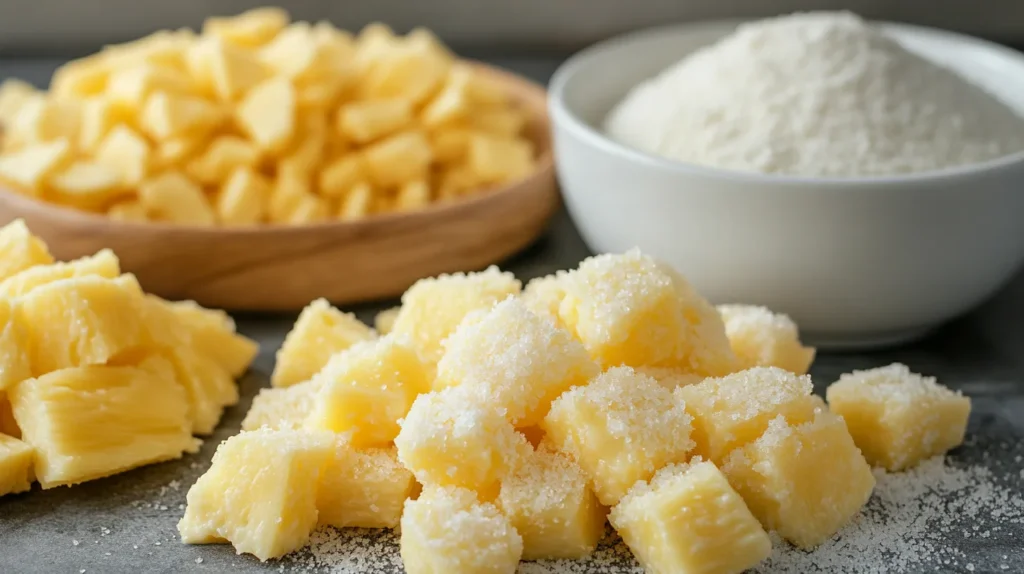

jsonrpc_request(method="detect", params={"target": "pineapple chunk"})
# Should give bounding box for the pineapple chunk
[242,379,322,431]
[0,219,54,281]
[163,347,239,435]
[178,428,333,561]
[635,366,704,390]
[400,485,522,574]
[0,433,34,496]
[0,299,31,391]
[675,367,820,463]
[272,298,375,388]
[826,363,971,471]
[558,250,736,375]
[435,297,598,426]
[542,366,695,506]
[718,305,815,374]
[497,447,606,560]
[609,459,771,574]
[521,272,569,327]
[165,299,258,378]
[18,274,147,375]
[9,359,197,488]
[391,266,521,366]
[722,412,875,549]
[373,306,399,335]
[395,386,529,500]
[306,336,430,447]
[0,249,120,299]
[318,441,415,528]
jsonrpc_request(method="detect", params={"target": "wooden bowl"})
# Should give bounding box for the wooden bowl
[0,64,558,311]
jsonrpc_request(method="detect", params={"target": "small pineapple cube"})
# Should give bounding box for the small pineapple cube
[9,359,197,488]
[435,297,598,426]
[187,135,260,185]
[6,97,80,146]
[521,272,568,327]
[361,130,433,188]
[498,447,606,560]
[203,7,289,48]
[395,179,430,212]
[235,77,296,152]
[271,298,375,387]
[542,366,695,506]
[139,91,224,140]
[318,154,365,198]
[467,134,533,183]
[675,366,820,463]
[361,44,449,105]
[395,386,530,499]
[0,299,31,391]
[336,182,373,221]
[400,485,523,574]
[718,305,815,374]
[18,275,146,375]
[161,346,239,435]
[216,167,269,226]
[178,428,333,561]
[391,266,520,366]
[93,124,151,187]
[609,459,771,574]
[722,412,874,549]
[0,249,119,299]
[635,366,704,390]
[164,299,258,378]
[105,65,194,111]
[139,171,216,226]
[318,441,415,528]
[78,98,128,153]
[0,220,53,281]
[50,54,109,98]
[826,363,971,471]
[373,307,399,335]
[47,161,125,211]
[0,79,38,125]
[0,139,71,192]
[558,250,736,375]
[306,335,430,447]
[187,36,270,100]
[107,200,150,222]
[336,99,413,144]
[242,379,323,431]
[0,433,34,496]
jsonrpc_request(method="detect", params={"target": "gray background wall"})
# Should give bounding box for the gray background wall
[1,0,1022,55]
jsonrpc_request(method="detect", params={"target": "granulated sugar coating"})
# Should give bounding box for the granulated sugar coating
[605,11,1024,177]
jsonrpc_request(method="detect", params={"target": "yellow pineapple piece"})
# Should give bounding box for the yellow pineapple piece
[435,297,597,426]
[178,428,334,561]
[718,305,815,374]
[0,433,34,496]
[497,447,606,560]
[165,299,258,378]
[374,306,399,335]
[18,274,147,375]
[826,363,971,471]
[722,411,875,549]
[9,359,198,488]
[521,271,569,327]
[391,266,521,366]
[162,346,239,435]
[675,366,821,463]
[0,219,54,282]
[542,366,695,506]
[0,299,30,392]
[400,485,522,574]
[242,379,322,431]
[272,298,375,388]
[558,250,736,375]
[635,366,704,390]
[609,459,771,574]
[0,249,120,299]
[318,441,416,528]
[306,335,430,447]
[395,386,530,499]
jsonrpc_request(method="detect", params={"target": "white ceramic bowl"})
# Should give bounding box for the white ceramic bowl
[549,20,1024,349]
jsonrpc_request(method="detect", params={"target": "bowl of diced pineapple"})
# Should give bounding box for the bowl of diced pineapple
[0,8,557,310]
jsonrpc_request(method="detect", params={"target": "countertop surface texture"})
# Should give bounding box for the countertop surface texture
[1,57,1023,574]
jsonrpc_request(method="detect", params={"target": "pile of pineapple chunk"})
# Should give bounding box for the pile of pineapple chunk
[0,219,257,496]
[179,248,971,573]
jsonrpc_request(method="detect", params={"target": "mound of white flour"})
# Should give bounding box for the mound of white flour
[604,12,1024,177]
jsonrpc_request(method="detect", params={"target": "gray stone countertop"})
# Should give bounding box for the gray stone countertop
[1,57,1023,574]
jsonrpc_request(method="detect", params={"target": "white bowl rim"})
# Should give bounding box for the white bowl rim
[549,17,1024,187]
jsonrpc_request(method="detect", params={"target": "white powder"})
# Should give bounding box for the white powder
[604,11,1024,177]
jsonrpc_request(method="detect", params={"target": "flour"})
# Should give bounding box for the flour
[604,11,1024,177]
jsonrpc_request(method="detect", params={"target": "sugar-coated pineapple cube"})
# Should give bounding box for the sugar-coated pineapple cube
[722,412,874,549]
[391,266,520,365]
[435,297,598,426]
[243,379,322,431]
[401,485,523,574]
[718,305,815,374]
[0,139,70,192]
[272,298,375,387]
[374,307,399,335]
[0,433,34,496]
[558,250,736,375]
[395,386,529,499]
[318,441,415,528]
[178,428,333,561]
[635,366,704,390]
[609,459,771,574]
[498,447,606,560]
[165,299,258,378]
[542,366,695,506]
[306,335,429,446]
[9,359,198,488]
[521,272,569,327]
[675,366,820,463]
[236,77,296,152]
[0,249,119,299]
[18,274,146,375]
[826,363,971,471]
[0,220,54,282]
[0,299,30,392]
